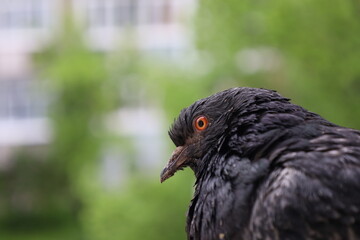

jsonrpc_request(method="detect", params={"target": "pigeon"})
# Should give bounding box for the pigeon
[160,87,360,240]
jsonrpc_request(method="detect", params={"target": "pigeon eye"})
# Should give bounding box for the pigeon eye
[194,116,208,131]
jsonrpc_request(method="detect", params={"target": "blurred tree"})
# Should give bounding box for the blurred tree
[139,59,211,118]
[37,15,203,240]
[196,0,360,129]
[79,38,199,240]
[35,12,117,223]
[0,150,74,230]
[82,172,193,240]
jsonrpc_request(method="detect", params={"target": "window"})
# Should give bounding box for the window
[86,0,108,27]
[86,0,139,27]
[139,0,172,24]
[113,0,138,26]
[0,79,48,120]
[0,0,47,29]
[86,0,173,28]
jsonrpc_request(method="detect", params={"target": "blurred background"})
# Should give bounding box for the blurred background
[0,0,359,239]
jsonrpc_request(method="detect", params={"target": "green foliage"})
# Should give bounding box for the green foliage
[0,151,73,228]
[81,171,193,240]
[35,18,198,240]
[34,15,118,238]
[76,48,199,240]
[0,222,82,240]
[106,42,212,120]
[139,60,211,119]
[196,0,360,129]
[37,18,117,188]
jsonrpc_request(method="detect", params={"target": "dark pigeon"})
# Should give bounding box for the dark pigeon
[160,87,360,240]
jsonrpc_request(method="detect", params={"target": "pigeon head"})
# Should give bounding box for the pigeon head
[160,87,289,182]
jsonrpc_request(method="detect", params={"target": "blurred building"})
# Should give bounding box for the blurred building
[0,0,195,178]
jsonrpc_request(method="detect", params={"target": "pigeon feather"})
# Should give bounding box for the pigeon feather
[161,87,360,240]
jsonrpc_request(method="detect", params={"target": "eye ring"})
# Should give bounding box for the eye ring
[194,116,209,131]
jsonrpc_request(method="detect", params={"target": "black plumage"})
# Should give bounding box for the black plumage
[160,87,360,240]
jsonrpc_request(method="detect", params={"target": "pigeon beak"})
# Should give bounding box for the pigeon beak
[160,146,189,183]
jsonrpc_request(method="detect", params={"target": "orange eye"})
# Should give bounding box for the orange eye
[194,116,208,131]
